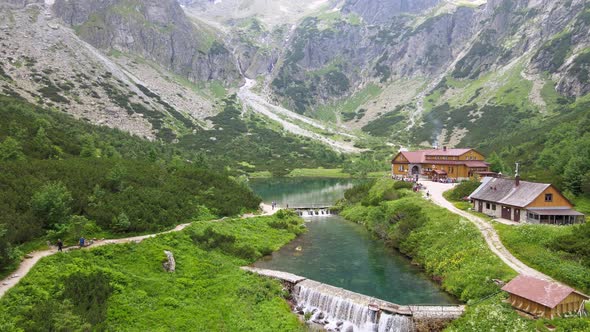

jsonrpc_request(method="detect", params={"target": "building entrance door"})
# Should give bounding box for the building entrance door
[502,206,511,219]
[412,166,420,175]
[478,201,483,212]
[514,209,520,222]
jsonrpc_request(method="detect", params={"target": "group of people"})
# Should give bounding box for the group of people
[271,201,278,210]
[435,177,457,183]
[53,237,89,252]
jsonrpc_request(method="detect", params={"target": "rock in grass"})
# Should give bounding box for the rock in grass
[162,250,176,272]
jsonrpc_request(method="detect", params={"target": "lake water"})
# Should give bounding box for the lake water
[249,178,457,305]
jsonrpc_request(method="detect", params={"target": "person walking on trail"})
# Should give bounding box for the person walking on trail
[79,237,85,248]
[57,239,63,252]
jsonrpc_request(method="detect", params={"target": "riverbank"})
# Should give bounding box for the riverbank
[338,179,590,331]
[0,213,306,331]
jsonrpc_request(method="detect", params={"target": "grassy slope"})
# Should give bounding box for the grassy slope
[444,185,590,294]
[494,223,590,294]
[0,216,305,332]
[339,179,516,302]
[340,179,590,331]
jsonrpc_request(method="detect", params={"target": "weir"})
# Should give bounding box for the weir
[241,267,465,332]
[289,205,334,217]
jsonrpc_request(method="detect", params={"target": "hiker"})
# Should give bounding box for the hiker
[79,237,85,248]
[57,239,63,252]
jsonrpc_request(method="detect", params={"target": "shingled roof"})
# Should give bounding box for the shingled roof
[469,177,551,208]
[502,275,589,308]
[395,149,488,167]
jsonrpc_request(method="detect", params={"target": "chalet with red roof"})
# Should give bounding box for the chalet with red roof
[502,275,589,318]
[391,147,490,181]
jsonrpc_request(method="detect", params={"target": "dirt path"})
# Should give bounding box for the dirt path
[0,203,277,298]
[423,181,552,280]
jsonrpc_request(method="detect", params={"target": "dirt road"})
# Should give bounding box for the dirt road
[0,203,277,298]
[423,181,552,280]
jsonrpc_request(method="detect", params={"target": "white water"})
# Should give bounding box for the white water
[297,209,332,217]
[296,282,415,332]
[377,313,415,332]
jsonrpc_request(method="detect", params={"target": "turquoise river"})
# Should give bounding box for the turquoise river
[249,178,458,305]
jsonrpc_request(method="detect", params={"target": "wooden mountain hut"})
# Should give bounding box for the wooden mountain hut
[501,275,589,319]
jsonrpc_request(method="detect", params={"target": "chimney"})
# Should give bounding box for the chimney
[443,146,447,152]
[515,175,520,187]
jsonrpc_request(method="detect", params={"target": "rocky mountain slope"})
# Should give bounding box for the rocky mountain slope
[250,0,590,149]
[0,0,245,143]
[1,0,589,155]
[53,0,241,85]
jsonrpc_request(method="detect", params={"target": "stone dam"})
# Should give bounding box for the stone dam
[241,267,465,332]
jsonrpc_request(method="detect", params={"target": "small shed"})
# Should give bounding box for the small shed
[502,275,589,319]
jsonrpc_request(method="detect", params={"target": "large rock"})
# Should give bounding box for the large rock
[162,250,176,272]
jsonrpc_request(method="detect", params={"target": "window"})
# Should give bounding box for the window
[492,204,496,211]
[545,194,553,202]
[486,203,490,209]
[398,165,404,171]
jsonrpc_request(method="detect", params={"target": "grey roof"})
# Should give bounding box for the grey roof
[469,177,550,208]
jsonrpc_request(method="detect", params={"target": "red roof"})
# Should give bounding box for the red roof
[393,149,488,168]
[501,275,588,308]
[398,149,476,163]
[433,169,447,175]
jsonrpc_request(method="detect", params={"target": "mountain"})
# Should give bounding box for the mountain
[259,0,590,148]
[53,0,241,85]
[1,0,590,183]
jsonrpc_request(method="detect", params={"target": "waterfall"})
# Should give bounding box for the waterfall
[295,281,414,332]
[377,313,415,332]
[297,209,332,217]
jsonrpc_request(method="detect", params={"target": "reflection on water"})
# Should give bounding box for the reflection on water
[249,177,361,206]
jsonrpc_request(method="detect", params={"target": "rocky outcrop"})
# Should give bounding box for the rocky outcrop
[341,0,442,25]
[269,0,590,114]
[162,250,176,272]
[0,0,42,8]
[53,0,241,85]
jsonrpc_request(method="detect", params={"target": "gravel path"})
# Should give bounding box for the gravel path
[237,79,362,153]
[0,203,277,298]
[423,181,552,281]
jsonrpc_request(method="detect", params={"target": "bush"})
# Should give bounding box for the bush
[393,181,413,190]
[446,179,481,201]
[387,202,428,249]
[343,180,374,203]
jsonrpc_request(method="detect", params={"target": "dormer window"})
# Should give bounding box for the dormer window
[545,194,553,202]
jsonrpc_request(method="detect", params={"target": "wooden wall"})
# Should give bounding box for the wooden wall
[458,150,485,161]
[527,186,573,208]
[508,292,588,319]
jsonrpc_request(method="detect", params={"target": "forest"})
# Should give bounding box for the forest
[0,95,261,275]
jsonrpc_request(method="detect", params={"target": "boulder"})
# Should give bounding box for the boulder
[162,250,176,272]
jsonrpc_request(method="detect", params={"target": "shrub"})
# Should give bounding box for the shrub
[393,181,413,190]
[446,179,481,201]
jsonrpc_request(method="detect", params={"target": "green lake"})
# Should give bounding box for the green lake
[249,178,458,305]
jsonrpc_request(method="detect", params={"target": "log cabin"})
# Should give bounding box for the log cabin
[469,176,585,224]
[391,147,491,181]
[502,275,589,319]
